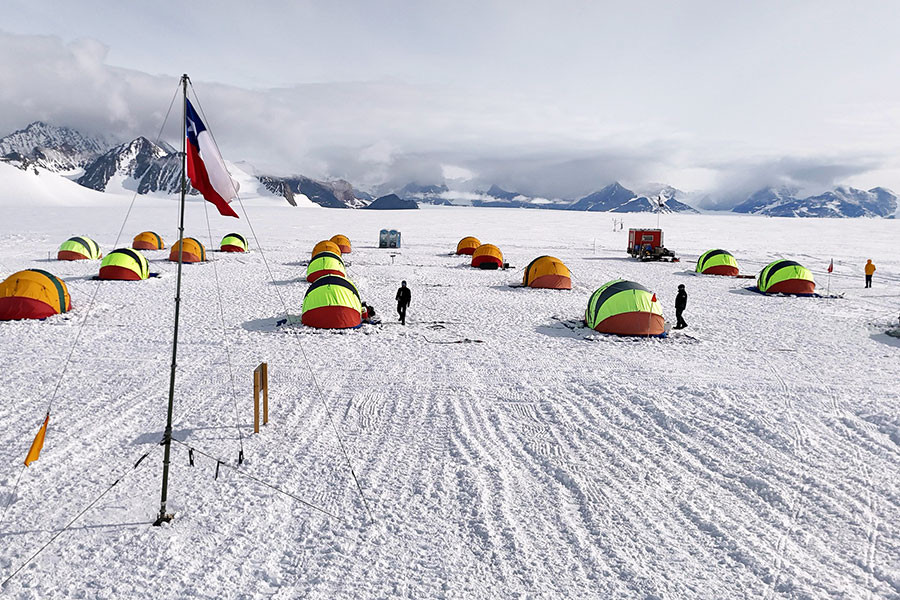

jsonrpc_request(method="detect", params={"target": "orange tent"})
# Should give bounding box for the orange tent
[169,238,207,263]
[330,234,352,254]
[312,240,342,258]
[456,236,481,255]
[0,269,71,320]
[472,244,503,269]
[523,256,571,289]
[132,231,165,250]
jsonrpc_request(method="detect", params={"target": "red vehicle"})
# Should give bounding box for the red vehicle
[627,228,678,261]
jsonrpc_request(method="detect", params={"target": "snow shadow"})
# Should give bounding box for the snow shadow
[132,425,249,446]
[536,318,587,340]
[242,316,295,332]
[271,277,304,286]
[872,331,900,348]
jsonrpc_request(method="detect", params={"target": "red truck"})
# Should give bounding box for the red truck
[627,228,678,261]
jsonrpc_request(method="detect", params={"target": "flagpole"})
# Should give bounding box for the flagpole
[154,73,189,526]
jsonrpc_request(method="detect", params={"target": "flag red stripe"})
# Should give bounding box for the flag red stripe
[186,139,239,218]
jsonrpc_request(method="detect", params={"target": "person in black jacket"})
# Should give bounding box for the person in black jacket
[674,284,687,329]
[396,281,411,325]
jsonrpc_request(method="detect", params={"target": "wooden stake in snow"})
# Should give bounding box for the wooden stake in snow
[254,362,269,434]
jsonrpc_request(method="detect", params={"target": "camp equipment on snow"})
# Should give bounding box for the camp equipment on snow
[306,251,346,282]
[585,279,664,336]
[312,240,342,258]
[472,244,503,269]
[523,256,571,289]
[99,249,150,280]
[0,269,71,320]
[220,233,248,253]
[301,274,362,329]
[627,228,677,262]
[168,238,207,263]
[330,234,352,254]
[57,236,101,261]
[132,231,165,250]
[456,236,481,255]
[696,249,739,276]
[757,260,816,295]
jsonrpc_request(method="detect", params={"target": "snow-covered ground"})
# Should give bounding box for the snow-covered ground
[0,200,898,599]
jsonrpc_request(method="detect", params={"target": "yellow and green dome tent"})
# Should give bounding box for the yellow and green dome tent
[586,279,664,336]
[58,236,101,261]
[757,260,815,295]
[99,249,150,280]
[307,251,346,283]
[301,274,362,329]
[220,233,248,253]
[696,249,739,276]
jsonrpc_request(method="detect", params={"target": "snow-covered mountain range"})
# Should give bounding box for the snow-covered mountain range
[733,186,898,218]
[394,181,697,213]
[0,121,108,172]
[2,121,897,217]
[259,175,370,208]
[77,136,184,195]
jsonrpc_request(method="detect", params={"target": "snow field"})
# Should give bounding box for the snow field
[0,203,898,598]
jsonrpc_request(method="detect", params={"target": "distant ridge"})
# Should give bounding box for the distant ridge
[733,186,898,218]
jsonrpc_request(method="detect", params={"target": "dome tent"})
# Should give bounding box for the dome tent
[0,269,71,320]
[307,251,346,282]
[585,279,664,336]
[220,233,248,253]
[330,234,352,254]
[99,249,150,280]
[312,240,342,258]
[523,256,571,289]
[471,244,503,269]
[301,274,362,329]
[169,238,207,263]
[696,249,739,276]
[132,231,165,250]
[456,236,481,255]
[58,236,101,261]
[757,260,815,295]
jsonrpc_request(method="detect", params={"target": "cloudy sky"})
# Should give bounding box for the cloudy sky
[2,0,899,205]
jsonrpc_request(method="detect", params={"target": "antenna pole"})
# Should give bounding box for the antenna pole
[154,73,189,526]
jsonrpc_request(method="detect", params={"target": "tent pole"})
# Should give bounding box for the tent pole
[154,73,189,527]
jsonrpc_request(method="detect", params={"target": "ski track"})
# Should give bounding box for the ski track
[0,206,898,598]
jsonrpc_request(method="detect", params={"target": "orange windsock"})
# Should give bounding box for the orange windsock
[24,412,50,466]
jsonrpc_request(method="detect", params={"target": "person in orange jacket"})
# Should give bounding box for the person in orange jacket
[865,259,876,288]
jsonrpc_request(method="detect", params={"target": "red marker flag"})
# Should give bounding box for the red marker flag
[24,412,49,466]
[827,259,833,273]
[651,293,657,302]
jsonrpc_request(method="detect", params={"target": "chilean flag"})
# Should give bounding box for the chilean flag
[185,99,239,218]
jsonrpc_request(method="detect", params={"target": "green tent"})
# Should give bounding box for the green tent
[58,236,101,260]
[306,251,346,282]
[757,260,815,295]
[301,274,362,329]
[585,279,664,336]
[696,249,739,276]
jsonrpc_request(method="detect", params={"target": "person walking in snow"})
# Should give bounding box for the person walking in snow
[396,280,411,325]
[674,284,688,329]
[865,259,876,288]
